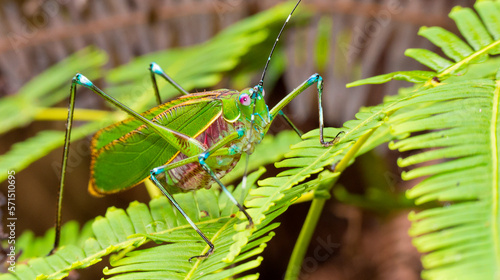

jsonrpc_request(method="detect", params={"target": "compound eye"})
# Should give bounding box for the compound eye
[239,93,251,106]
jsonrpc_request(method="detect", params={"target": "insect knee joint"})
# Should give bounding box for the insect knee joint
[150,62,163,75]
[150,167,164,176]
[198,152,209,165]
[307,73,321,86]
[74,73,93,87]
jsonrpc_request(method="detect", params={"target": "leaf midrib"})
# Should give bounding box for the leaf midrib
[439,39,500,78]
[491,80,500,269]
[184,216,233,280]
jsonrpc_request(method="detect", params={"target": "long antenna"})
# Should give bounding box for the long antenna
[240,0,302,204]
[259,0,302,87]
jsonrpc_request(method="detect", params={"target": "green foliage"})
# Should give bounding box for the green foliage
[1,167,332,279]
[222,130,302,185]
[3,0,500,279]
[339,1,500,278]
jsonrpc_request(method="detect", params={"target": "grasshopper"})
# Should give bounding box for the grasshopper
[53,0,342,261]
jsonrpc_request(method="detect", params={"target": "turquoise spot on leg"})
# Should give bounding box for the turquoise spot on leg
[150,62,164,75]
[306,74,319,86]
[229,144,242,155]
[151,167,165,175]
[199,152,209,165]
[76,74,93,87]
[237,128,245,138]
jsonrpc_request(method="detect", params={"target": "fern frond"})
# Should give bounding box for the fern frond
[2,170,262,279]
[278,3,500,278]
[293,75,500,279]
[337,1,500,278]
[386,79,500,279]
[348,0,500,88]
[3,166,329,279]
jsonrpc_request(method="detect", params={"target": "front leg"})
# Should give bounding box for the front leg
[268,73,344,147]
[314,74,345,147]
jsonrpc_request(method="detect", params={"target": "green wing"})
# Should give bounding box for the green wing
[89,91,236,195]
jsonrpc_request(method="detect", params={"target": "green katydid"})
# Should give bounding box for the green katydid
[52,0,343,261]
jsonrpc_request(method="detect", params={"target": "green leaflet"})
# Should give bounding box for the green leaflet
[418,26,474,62]
[346,70,436,87]
[405,49,454,72]
[475,1,500,41]
[449,6,494,52]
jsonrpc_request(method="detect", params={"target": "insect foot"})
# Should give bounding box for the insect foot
[246,219,254,229]
[188,247,214,263]
[320,130,345,147]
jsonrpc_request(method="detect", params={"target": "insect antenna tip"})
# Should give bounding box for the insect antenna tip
[259,0,302,87]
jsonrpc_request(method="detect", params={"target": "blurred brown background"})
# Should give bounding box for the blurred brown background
[0,0,473,279]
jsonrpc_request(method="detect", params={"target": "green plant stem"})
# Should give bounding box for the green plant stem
[284,197,327,280]
[284,129,376,279]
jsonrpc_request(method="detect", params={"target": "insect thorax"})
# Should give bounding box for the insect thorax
[163,113,245,191]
